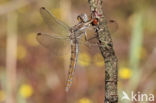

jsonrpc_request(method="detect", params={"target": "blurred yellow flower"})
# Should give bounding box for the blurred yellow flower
[19,84,33,98]
[26,33,39,47]
[17,45,27,60]
[93,53,104,67]
[78,98,92,103]
[0,90,5,102]
[119,67,132,79]
[78,53,91,67]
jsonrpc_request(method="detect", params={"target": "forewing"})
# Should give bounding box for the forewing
[107,19,118,33]
[40,7,70,37]
[36,33,70,58]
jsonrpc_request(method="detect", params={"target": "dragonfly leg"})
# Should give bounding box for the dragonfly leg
[84,33,112,48]
[84,32,88,41]
[84,32,99,46]
[84,31,98,41]
[87,35,98,41]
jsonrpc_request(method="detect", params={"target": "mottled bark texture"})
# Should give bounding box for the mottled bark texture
[88,0,118,103]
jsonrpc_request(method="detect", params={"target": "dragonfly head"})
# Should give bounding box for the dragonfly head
[77,13,88,23]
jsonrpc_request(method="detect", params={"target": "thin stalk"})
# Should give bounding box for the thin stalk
[6,12,18,103]
[129,12,144,90]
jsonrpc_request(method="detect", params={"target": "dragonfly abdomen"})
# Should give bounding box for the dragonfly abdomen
[65,40,79,92]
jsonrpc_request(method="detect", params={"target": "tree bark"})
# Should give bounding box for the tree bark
[88,0,118,103]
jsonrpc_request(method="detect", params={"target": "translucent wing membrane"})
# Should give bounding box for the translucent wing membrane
[107,19,118,33]
[36,33,70,58]
[40,7,70,37]
[36,32,104,67]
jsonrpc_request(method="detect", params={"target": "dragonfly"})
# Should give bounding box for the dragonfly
[36,7,117,92]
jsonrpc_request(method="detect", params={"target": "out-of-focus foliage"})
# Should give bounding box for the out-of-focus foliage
[0,0,156,103]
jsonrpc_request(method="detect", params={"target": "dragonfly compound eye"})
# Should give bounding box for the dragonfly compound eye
[77,13,88,23]
[77,16,82,22]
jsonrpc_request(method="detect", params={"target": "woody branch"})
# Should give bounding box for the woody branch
[88,0,118,103]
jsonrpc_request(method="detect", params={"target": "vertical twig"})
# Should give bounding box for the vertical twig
[88,0,118,103]
[6,12,18,103]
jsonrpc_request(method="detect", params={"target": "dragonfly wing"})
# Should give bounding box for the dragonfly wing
[75,35,104,67]
[40,7,70,36]
[77,42,105,68]
[78,19,118,47]
[107,19,118,33]
[36,33,70,57]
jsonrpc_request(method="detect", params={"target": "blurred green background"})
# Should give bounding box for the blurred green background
[0,0,156,103]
